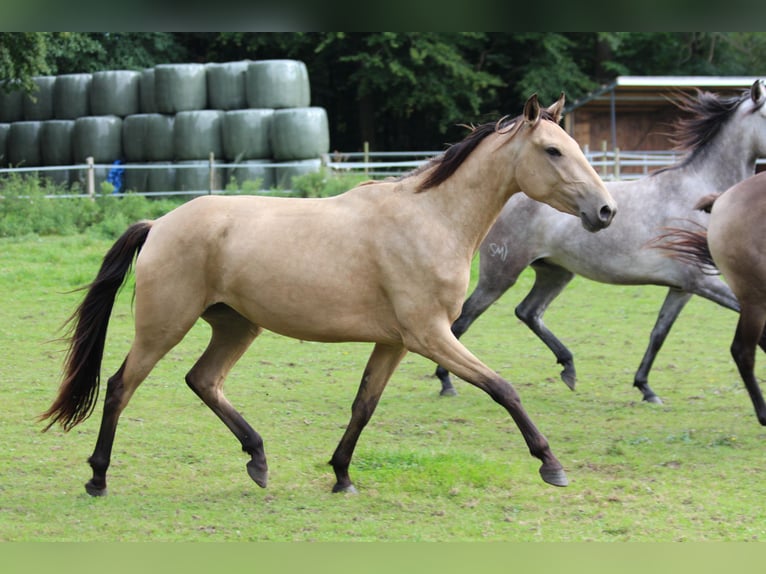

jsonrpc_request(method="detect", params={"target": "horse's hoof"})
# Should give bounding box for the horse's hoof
[332,483,359,494]
[440,387,458,397]
[84,480,107,497]
[560,367,576,390]
[540,466,569,487]
[643,394,663,405]
[246,460,268,488]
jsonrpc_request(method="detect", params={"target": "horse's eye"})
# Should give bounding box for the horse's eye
[545,147,562,157]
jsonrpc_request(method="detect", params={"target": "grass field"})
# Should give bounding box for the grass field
[2,232,766,542]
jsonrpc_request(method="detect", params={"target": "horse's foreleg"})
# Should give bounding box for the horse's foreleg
[514,262,576,389]
[415,328,566,487]
[330,343,407,494]
[435,278,517,396]
[730,309,766,426]
[633,288,692,404]
[187,306,265,486]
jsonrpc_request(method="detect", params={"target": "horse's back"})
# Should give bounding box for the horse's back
[708,173,766,302]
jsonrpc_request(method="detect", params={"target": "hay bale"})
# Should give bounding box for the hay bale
[207,61,249,110]
[175,160,226,192]
[90,70,141,117]
[270,107,329,161]
[173,110,224,161]
[229,159,274,190]
[122,114,154,162]
[274,158,322,190]
[123,164,148,192]
[40,119,75,165]
[22,76,56,121]
[246,60,310,109]
[154,63,208,114]
[140,68,156,113]
[144,114,175,162]
[222,109,273,161]
[53,74,92,119]
[146,162,176,192]
[0,82,24,123]
[73,116,123,163]
[8,121,42,166]
[0,123,9,166]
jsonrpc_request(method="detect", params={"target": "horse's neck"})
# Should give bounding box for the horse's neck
[683,120,758,192]
[415,140,519,254]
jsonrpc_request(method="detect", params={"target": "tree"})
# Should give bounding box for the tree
[0,33,48,93]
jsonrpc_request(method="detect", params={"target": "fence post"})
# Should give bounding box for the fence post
[363,141,369,178]
[614,147,621,181]
[86,156,95,200]
[600,140,608,178]
[208,151,214,195]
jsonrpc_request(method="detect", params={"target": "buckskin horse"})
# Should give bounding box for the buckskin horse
[40,94,616,496]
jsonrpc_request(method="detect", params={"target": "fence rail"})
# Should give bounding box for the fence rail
[3,148,766,199]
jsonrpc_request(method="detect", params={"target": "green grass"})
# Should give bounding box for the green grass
[2,233,766,541]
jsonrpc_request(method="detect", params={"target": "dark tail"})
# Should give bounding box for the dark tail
[647,193,721,274]
[651,226,717,272]
[39,221,153,432]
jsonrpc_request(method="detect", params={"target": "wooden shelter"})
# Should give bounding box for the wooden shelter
[564,76,760,152]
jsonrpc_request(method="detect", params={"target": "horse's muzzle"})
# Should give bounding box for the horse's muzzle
[580,203,616,232]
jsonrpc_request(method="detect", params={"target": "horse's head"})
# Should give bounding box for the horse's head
[513,93,616,232]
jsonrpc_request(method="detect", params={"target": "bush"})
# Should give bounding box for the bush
[290,169,369,198]
[0,174,183,238]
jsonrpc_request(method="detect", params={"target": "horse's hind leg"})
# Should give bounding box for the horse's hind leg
[87,336,188,496]
[730,307,766,425]
[633,288,692,404]
[514,261,576,389]
[330,343,408,493]
[185,304,267,487]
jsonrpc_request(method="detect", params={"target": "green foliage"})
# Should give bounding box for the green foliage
[0,174,183,238]
[289,169,369,198]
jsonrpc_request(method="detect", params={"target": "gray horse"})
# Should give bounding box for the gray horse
[436,80,766,403]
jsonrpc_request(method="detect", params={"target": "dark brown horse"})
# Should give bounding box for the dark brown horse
[40,94,616,496]
[653,170,766,424]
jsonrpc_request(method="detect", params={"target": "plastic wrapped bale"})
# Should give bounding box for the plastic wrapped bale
[40,120,75,186]
[273,158,322,191]
[123,164,148,193]
[222,109,273,161]
[90,70,141,117]
[8,121,42,166]
[22,76,56,121]
[270,107,330,161]
[154,63,208,114]
[122,114,154,162]
[206,61,249,111]
[140,68,157,113]
[175,159,226,193]
[0,82,24,123]
[146,162,176,193]
[0,123,9,166]
[228,159,274,191]
[173,110,224,161]
[246,60,310,109]
[144,114,175,162]
[73,116,123,164]
[53,74,92,119]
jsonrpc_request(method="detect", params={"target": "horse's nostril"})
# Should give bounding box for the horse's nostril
[600,204,615,223]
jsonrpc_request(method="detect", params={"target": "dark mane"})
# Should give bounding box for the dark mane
[414,110,556,191]
[654,87,758,175]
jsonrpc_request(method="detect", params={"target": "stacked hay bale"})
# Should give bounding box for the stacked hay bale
[0,59,330,194]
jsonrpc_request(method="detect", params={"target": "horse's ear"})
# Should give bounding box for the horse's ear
[524,93,541,124]
[545,92,566,124]
[751,80,765,103]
